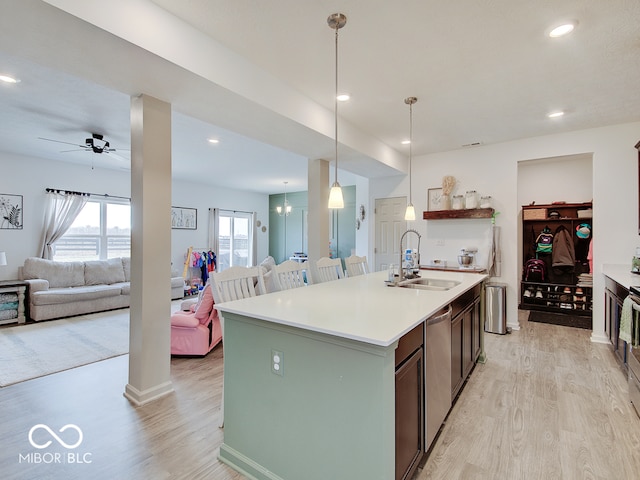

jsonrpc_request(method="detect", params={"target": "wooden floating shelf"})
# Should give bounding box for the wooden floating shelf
[423,208,495,220]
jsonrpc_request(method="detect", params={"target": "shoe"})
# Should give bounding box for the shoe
[524,289,532,297]
[563,287,571,294]
[535,288,543,298]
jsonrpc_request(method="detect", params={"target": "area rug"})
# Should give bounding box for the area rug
[528,310,592,330]
[0,310,129,387]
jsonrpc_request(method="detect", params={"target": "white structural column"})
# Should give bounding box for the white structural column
[307,159,331,262]
[124,94,174,406]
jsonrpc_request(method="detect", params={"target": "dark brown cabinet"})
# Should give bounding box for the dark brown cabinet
[451,285,482,400]
[395,323,424,480]
[451,312,463,399]
[605,276,628,370]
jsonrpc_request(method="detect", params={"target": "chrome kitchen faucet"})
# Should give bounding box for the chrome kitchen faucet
[399,229,422,282]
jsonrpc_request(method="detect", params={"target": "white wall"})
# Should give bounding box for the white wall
[0,152,269,281]
[369,121,640,343]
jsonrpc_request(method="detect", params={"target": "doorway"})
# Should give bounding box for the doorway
[374,196,407,272]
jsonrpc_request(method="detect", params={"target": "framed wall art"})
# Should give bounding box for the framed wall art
[0,193,23,229]
[427,188,443,212]
[171,206,197,230]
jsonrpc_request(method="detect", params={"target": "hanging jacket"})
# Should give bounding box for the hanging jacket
[551,225,575,269]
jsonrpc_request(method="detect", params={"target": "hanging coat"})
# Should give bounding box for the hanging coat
[551,225,575,271]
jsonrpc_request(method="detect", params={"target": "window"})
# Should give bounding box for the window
[53,198,131,261]
[216,210,253,271]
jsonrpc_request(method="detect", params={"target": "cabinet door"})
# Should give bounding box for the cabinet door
[395,348,424,480]
[472,298,481,362]
[605,288,615,343]
[451,314,463,400]
[613,297,626,366]
[462,307,473,377]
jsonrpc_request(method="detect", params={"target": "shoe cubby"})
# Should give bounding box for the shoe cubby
[520,281,592,317]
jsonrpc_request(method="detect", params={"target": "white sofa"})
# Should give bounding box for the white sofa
[20,257,184,321]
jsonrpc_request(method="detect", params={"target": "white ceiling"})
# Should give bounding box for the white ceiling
[1,0,639,194]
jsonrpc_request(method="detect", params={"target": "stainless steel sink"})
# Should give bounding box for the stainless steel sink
[397,277,461,291]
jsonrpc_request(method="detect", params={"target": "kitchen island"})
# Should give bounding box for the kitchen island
[216,269,487,480]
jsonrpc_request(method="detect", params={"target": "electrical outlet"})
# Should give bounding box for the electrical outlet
[271,349,284,376]
[436,239,445,246]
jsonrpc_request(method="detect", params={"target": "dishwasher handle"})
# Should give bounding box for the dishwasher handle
[426,305,452,326]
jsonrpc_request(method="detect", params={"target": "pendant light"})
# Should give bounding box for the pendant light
[404,96,418,221]
[327,13,347,209]
[276,181,292,216]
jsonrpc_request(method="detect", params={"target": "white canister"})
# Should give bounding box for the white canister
[465,190,478,209]
[452,195,464,210]
[480,195,492,209]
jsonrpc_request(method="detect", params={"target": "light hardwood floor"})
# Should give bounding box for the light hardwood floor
[1,311,640,479]
[417,311,640,480]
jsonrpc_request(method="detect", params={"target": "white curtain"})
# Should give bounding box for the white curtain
[208,208,220,257]
[39,190,89,259]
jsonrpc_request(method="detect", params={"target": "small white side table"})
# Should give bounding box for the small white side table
[0,280,27,325]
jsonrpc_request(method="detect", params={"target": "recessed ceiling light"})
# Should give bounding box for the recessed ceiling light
[548,111,564,118]
[401,140,411,145]
[549,23,575,38]
[0,74,20,84]
[337,94,350,102]
[208,138,219,144]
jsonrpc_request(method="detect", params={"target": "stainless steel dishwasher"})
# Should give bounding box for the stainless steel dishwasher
[424,305,452,450]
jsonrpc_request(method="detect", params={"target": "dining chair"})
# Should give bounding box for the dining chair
[344,255,370,277]
[313,257,344,283]
[272,259,311,290]
[209,265,266,427]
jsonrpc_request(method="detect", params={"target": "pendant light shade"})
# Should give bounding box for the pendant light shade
[404,96,418,221]
[327,13,347,209]
[404,204,416,221]
[328,182,344,209]
[276,181,292,216]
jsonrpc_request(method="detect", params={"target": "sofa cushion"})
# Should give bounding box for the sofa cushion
[23,257,85,288]
[122,257,131,282]
[30,284,122,306]
[85,258,126,285]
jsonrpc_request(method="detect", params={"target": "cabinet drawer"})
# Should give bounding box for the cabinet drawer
[396,323,423,368]
[605,277,628,301]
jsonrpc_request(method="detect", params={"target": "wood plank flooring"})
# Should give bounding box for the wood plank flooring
[417,310,640,480]
[1,309,640,479]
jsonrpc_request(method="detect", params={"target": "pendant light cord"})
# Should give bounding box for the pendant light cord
[334,25,339,185]
[409,101,413,204]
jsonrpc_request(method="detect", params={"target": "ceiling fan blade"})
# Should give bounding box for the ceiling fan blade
[38,137,86,148]
[108,152,130,162]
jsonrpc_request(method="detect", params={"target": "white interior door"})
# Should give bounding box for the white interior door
[374,197,407,272]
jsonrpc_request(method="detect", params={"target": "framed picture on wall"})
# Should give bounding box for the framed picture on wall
[0,193,23,229]
[427,188,443,211]
[171,206,197,230]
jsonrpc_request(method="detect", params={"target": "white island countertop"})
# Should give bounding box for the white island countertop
[602,264,640,289]
[216,269,488,347]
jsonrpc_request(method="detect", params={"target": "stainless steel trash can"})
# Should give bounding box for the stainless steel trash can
[485,283,507,334]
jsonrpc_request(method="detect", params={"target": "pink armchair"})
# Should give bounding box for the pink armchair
[170,283,221,356]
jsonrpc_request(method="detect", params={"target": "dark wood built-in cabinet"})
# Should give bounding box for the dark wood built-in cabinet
[605,276,628,370]
[520,202,593,317]
[451,284,482,400]
[395,323,424,480]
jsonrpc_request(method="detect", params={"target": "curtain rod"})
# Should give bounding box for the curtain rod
[46,188,130,201]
